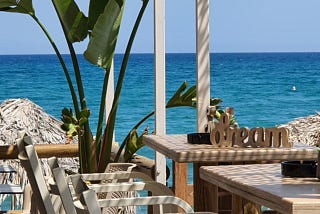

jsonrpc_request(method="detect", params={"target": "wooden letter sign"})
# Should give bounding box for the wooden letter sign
[208,108,291,148]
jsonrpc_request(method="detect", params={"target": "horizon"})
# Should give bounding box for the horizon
[1,51,320,56]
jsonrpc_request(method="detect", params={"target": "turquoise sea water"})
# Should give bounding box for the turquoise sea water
[1,52,320,159]
[1,53,320,209]
[1,53,320,140]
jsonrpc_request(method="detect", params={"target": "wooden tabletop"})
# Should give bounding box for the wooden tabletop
[200,164,320,214]
[143,134,318,162]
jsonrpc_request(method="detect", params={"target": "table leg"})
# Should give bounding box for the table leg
[232,194,243,214]
[172,162,188,213]
[193,162,217,212]
[172,162,188,201]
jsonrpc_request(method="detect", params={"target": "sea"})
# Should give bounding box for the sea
[1,52,320,210]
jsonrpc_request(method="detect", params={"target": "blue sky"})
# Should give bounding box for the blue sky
[1,0,320,54]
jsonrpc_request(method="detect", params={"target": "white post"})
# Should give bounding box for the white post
[105,60,115,141]
[194,1,212,211]
[154,0,167,184]
[196,0,210,132]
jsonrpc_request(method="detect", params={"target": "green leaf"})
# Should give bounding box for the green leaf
[0,0,34,15]
[166,81,196,108]
[210,98,222,106]
[52,0,88,42]
[124,128,146,161]
[79,108,90,118]
[78,109,90,126]
[61,116,72,124]
[61,107,73,117]
[60,120,78,138]
[66,124,78,137]
[78,117,87,127]
[84,0,125,69]
[88,0,109,30]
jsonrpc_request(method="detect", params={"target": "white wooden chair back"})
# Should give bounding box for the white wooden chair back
[17,136,56,214]
[51,167,78,214]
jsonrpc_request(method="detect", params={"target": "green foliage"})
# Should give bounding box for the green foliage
[60,108,78,138]
[214,109,237,125]
[61,108,90,138]
[52,0,88,42]
[166,81,196,108]
[0,0,34,15]
[84,0,125,69]
[123,128,148,161]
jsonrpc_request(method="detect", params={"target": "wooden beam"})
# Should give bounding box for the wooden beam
[0,144,78,160]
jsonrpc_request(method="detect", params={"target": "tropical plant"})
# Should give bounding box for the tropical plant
[0,0,145,173]
[0,0,227,174]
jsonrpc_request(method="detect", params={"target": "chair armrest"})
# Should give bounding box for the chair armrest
[81,189,194,214]
[70,174,173,196]
[80,171,153,182]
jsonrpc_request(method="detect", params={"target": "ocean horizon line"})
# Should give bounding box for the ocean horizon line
[2,51,320,56]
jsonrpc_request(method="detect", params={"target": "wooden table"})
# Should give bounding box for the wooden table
[0,165,23,211]
[200,163,320,214]
[143,134,318,212]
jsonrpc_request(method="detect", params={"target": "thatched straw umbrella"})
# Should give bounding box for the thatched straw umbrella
[279,113,320,146]
[0,98,77,145]
[0,98,79,183]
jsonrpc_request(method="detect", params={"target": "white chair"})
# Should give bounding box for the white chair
[53,167,199,214]
[17,136,152,213]
[17,136,65,214]
[17,135,216,214]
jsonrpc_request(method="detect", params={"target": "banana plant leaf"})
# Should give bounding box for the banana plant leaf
[0,0,34,14]
[52,0,88,42]
[166,81,197,108]
[88,0,112,30]
[84,0,125,69]
[123,129,146,161]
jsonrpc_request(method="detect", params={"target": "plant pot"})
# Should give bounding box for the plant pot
[281,160,317,178]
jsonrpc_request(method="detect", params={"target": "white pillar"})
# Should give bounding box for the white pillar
[106,60,115,141]
[196,0,210,132]
[154,0,167,184]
